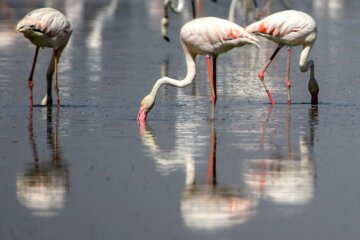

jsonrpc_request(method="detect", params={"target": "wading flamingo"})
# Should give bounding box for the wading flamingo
[161,0,185,41]
[16,8,72,107]
[138,17,259,121]
[162,0,217,41]
[228,0,291,24]
[245,10,319,105]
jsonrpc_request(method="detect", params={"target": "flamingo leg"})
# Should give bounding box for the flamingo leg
[54,49,60,107]
[206,56,217,103]
[213,57,217,103]
[191,0,196,18]
[252,0,260,21]
[161,1,169,42]
[207,122,217,185]
[258,46,281,105]
[197,0,203,18]
[286,47,291,104]
[28,47,40,108]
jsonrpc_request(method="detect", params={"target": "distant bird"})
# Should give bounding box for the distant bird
[161,0,185,41]
[16,8,72,107]
[138,17,259,121]
[245,10,319,104]
[259,0,291,18]
[228,0,261,25]
[228,0,291,25]
[161,0,217,41]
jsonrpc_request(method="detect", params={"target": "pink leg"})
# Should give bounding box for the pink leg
[54,49,60,107]
[213,57,217,102]
[28,47,40,108]
[206,56,217,103]
[258,46,281,105]
[286,47,291,104]
[197,0,203,18]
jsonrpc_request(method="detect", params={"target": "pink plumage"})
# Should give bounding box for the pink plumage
[246,10,317,46]
[16,8,72,107]
[138,17,259,121]
[181,17,259,56]
[245,10,319,105]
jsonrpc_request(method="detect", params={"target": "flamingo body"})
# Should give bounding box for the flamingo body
[138,17,259,121]
[245,10,318,104]
[16,8,72,49]
[246,10,316,47]
[16,8,72,107]
[181,17,259,56]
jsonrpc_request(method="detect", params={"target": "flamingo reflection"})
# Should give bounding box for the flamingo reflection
[244,106,317,209]
[181,121,258,230]
[139,120,258,230]
[86,0,118,83]
[16,108,69,217]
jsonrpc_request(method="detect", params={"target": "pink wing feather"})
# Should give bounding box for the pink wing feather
[181,17,259,56]
[245,10,317,46]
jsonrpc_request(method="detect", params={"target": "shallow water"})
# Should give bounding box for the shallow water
[1,0,360,239]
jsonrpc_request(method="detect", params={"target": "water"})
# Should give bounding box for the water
[1,0,360,239]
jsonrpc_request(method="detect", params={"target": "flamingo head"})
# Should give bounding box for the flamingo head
[308,75,319,104]
[138,95,155,121]
[161,17,169,42]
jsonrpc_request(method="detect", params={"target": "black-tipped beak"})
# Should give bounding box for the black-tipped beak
[163,36,170,42]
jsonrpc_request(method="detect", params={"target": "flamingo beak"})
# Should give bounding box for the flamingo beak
[137,106,147,121]
[161,17,169,42]
[311,90,319,104]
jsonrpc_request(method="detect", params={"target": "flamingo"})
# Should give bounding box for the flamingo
[162,0,217,42]
[161,0,185,41]
[138,17,259,121]
[228,0,291,24]
[16,8,72,108]
[228,0,260,25]
[245,10,319,105]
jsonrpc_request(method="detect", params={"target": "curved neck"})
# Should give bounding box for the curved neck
[300,48,317,87]
[164,0,185,13]
[299,45,313,72]
[308,62,318,94]
[309,61,315,79]
[149,45,196,99]
[299,44,318,99]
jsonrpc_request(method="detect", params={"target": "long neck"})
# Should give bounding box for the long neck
[299,44,313,73]
[299,45,317,80]
[300,45,319,98]
[165,0,185,13]
[149,45,196,99]
[308,62,318,96]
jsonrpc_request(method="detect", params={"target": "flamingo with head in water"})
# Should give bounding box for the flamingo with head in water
[16,8,72,108]
[245,10,319,105]
[138,17,259,121]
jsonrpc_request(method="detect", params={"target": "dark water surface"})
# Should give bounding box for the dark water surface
[1,0,360,239]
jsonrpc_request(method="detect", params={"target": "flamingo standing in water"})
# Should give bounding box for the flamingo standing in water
[161,0,185,41]
[138,17,259,121]
[16,8,72,108]
[245,10,319,105]
[162,0,217,41]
